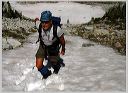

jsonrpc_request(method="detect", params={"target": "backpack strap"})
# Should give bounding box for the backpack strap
[52,25,61,50]
[36,23,42,44]
[53,25,59,40]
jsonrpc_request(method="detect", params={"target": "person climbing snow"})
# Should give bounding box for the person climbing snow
[35,11,65,79]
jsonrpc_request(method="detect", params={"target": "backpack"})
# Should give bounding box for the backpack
[52,16,61,28]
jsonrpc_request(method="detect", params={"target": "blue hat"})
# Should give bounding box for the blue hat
[40,11,52,22]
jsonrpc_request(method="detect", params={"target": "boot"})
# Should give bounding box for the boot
[38,66,52,79]
[58,57,65,67]
[52,63,61,74]
[43,70,51,79]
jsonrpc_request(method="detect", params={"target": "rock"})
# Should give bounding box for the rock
[2,17,36,50]
[82,43,94,47]
[114,41,122,48]
[30,27,37,32]
[2,37,21,50]
[2,38,10,50]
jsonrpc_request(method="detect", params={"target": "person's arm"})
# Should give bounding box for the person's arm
[59,34,65,55]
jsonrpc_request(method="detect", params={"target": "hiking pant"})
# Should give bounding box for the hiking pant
[36,44,61,66]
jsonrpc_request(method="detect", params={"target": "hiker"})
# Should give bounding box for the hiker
[35,11,65,79]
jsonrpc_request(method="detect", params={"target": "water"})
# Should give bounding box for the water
[2,1,126,92]
[10,1,105,24]
[2,32,126,92]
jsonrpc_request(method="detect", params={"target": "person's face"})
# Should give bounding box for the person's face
[42,20,52,31]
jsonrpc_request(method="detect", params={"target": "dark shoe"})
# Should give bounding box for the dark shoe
[60,61,65,67]
[43,70,52,79]
[53,63,61,74]
[38,66,52,79]
[58,57,65,67]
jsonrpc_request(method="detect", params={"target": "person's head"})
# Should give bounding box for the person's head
[40,11,52,31]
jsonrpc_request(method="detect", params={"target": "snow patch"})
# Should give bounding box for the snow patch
[15,75,26,85]
[25,80,44,91]
[97,57,109,62]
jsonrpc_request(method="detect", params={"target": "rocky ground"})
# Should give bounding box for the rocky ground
[68,21,126,55]
[2,17,37,50]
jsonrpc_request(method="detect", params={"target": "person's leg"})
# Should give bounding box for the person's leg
[35,45,45,69]
[47,46,65,74]
[48,56,61,74]
[36,58,44,69]
[52,56,65,74]
[52,62,61,74]
[35,45,51,79]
